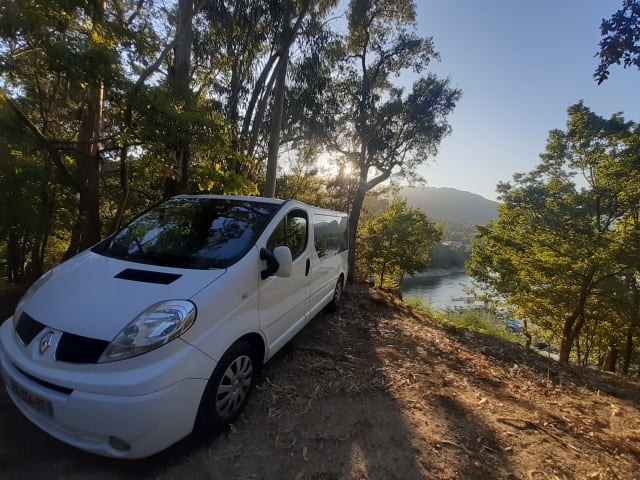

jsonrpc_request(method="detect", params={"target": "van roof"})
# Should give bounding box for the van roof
[174,194,286,205]
[174,194,347,216]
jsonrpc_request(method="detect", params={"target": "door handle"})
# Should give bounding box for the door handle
[305,258,311,276]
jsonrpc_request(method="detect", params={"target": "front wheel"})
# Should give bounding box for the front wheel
[193,341,258,436]
[325,276,344,313]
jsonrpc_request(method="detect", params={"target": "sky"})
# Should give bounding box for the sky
[405,0,640,201]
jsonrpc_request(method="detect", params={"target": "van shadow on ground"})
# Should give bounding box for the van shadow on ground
[0,286,504,479]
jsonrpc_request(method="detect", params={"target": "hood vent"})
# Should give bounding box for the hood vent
[114,268,182,285]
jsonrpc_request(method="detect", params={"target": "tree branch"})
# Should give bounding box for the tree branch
[5,98,81,191]
[133,38,177,92]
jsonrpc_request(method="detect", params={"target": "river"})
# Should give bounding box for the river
[401,273,479,311]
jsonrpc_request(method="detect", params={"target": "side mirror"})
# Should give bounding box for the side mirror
[273,246,292,277]
[260,246,293,279]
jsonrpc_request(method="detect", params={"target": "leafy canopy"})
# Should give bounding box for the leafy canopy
[359,198,442,288]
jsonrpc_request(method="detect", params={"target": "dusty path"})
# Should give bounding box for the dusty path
[0,285,639,479]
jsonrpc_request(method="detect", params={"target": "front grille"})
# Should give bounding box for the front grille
[15,313,45,346]
[56,333,109,364]
[15,313,109,364]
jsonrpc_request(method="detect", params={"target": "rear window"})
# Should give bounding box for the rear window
[93,197,280,269]
[313,214,348,259]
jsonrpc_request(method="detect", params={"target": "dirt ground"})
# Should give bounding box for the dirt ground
[1,284,639,480]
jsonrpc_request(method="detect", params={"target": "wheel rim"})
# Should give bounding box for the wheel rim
[215,355,253,418]
[334,280,343,305]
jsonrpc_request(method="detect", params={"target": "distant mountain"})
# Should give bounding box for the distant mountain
[399,187,499,225]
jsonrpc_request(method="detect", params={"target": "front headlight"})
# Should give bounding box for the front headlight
[13,270,53,326]
[98,300,197,363]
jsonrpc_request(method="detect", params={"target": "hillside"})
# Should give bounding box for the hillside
[1,285,639,479]
[400,186,500,225]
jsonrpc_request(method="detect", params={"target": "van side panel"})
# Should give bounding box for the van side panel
[257,207,311,356]
[308,211,348,314]
[258,251,310,353]
[181,247,263,364]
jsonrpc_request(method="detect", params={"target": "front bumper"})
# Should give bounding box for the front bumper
[0,319,214,459]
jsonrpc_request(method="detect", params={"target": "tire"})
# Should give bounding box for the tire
[193,341,258,436]
[325,276,344,313]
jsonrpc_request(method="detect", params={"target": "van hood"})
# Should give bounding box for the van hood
[21,250,225,340]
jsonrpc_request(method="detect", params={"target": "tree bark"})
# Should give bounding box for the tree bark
[75,78,103,251]
[72,1,105,253]
[6,233,22,283]
[264,47,289,198]
[28,188,53,281]
[558,267,595,363]
[602,344,618,372]
[165,0,194,198]
[241,53,278,141]
[112,145,130,233]
[347,184,366,282]
[621,286,639,375]
[247,66,278,159]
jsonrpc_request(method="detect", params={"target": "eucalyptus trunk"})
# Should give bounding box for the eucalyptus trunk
[347,185,366,282]
[73,1,105,253]
[264,49,288,198]
[75,77,103,252]
[165,0,194,198]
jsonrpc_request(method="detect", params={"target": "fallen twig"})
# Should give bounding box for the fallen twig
[496,417,570,451]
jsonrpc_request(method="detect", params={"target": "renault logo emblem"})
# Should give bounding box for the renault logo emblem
[39,331,54,355]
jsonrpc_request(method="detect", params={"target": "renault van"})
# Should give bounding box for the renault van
[0,195,348,458]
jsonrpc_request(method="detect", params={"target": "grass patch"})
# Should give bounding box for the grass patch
[404,295,519,342]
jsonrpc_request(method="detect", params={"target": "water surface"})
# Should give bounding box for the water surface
[401,273,477,310]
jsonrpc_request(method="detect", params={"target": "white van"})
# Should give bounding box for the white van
[0,195,348,458]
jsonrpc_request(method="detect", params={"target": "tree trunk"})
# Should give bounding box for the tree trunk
[165,0,194,198]
[559,313,580,363]
[75,81,103,252]
[6,232,21,283]
[241,53,278,142]
[602,344,618,372]
[347,185,366,282]
[264,47,288,198]
[247,68,278,159]
[112,145,130,233]
[28,190,53,281]
[63,221,82,260]
[621,315,637,375]
[558,268,595,362]
[73,1,105,253]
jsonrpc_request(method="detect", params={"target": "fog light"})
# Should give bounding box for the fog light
[109,436,131,452]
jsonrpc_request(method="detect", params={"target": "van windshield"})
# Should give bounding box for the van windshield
[92,197,280,269]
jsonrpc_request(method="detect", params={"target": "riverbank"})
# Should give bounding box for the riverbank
[407,267,466,279]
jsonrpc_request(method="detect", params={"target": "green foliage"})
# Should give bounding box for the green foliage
[0,0,458,291]
[429,243,469,270]
[358,199,442,287]
[332,0,461,280]
[468,102,640,370]
[595,0,640,83]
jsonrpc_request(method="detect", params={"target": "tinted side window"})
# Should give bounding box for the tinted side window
[313,214,348,259]
[267,210,308,260]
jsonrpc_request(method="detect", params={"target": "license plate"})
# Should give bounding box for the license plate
[9,378,53,417]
